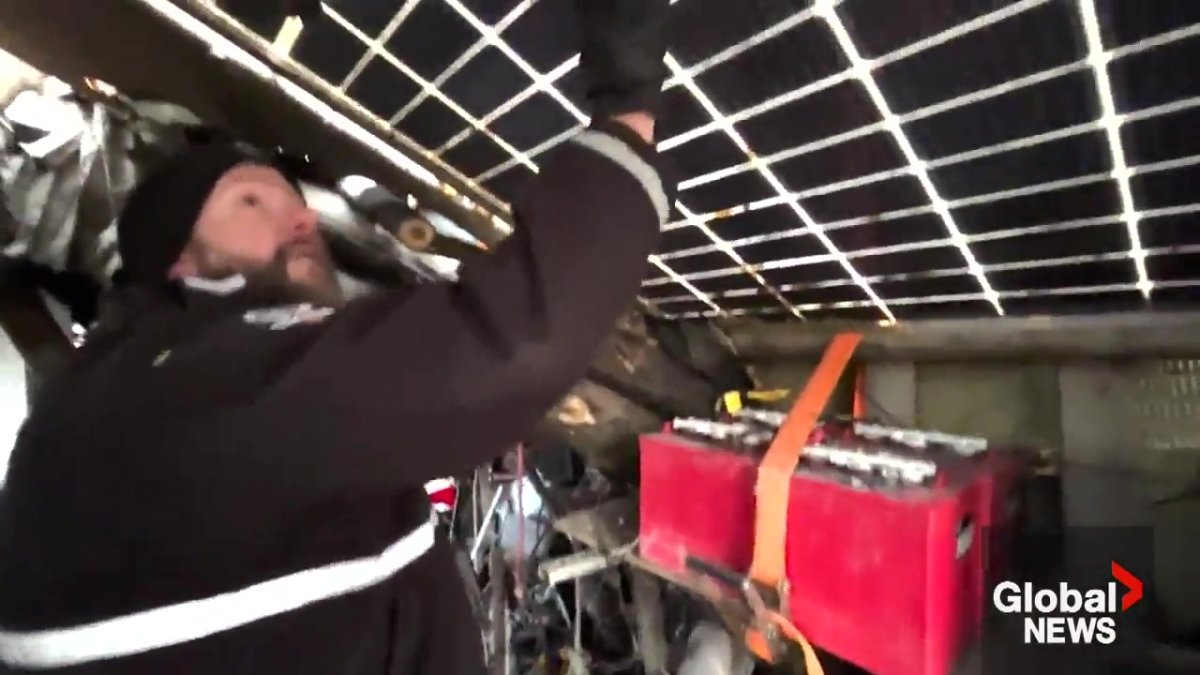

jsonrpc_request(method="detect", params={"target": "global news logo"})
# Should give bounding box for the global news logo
[992,562,1143,645]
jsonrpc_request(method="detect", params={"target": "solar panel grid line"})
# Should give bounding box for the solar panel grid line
[659,0,1053,153]
[905,60,1090,123]
[441,0,588,124]
[798,8,1001,312]
[870,0,1054,69]
[673,142,1112,230]
[233,1,1200,319]
[474,1,1095,186]
[390,0,537,124]
[155,0,529,223]
[1142,202,1200,219]
[661,16,1199,175]
[662,4,823,89]
[967,213,1125,241]
[673,126,871,191]
[667,170,1142,252]
[651,266,976,303]
[1108,19,1200,59]
[650,255,726,314]
[656,20,1200,274]
[1127,93,1200,124]
[691,101,1113,193]
[1076,0,1150,297]
[657,278,1200,319]
[426,0,781,316]
[950,171,1111,209]
[467,10,1200,205]
[474,125,581,182]
[659,4,1068,153]
[645,202,1200,289]
[1132,153,1200,176]
[337,0,424,91]
[437,0,698,161]
[465,17,843,180]
[649,239,1200,304]
[660,277,1200,318]
[664,53,889,321]
[675,201,806,318]
[466,3,862,181]
[320,3,540,174]
[680,112,1101,193]
[662,141,1200,242]
[436,55,580,155]
[929,121,1114,169]
[649,199,1118,281]
[979,242,1200,274]
[393,0,722,314]
[662,201,937,238]
[657,69,858,152]
[453,0,812,177]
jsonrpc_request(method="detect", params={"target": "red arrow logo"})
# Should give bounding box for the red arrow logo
[1112,561,1143,611]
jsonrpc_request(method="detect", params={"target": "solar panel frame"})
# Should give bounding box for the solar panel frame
[207,0,1200,320]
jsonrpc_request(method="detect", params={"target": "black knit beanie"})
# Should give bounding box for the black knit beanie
[114,141,283,288]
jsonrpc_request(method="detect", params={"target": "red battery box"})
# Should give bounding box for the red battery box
[639,432,991,675]
[975,448,1029,588]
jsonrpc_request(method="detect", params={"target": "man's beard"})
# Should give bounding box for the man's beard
[194,247,344,308]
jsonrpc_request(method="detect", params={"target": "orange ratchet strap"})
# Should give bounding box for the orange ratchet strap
[744,332,862,669]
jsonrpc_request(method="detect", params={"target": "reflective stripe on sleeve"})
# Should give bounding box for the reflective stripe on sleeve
[570,130,669,226]
[0,516,437,670]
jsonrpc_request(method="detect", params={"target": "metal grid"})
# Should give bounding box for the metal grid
[211,0,1200,321]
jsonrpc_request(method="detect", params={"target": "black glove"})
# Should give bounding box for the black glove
[575,0,672,120]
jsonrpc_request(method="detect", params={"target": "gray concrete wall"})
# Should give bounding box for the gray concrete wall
[915,362,1062,453]
[863,361,916,426]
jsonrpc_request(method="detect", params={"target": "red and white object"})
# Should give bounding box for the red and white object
[424,478,457,514]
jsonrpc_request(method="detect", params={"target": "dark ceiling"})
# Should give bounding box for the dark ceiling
[123,0,1200,320]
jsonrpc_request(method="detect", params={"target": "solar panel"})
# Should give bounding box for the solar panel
[212,0,1200,321]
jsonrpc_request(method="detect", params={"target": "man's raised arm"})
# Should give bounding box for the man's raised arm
[241,0,676,495]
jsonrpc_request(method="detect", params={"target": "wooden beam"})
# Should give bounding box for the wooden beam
[720,313,1200,361]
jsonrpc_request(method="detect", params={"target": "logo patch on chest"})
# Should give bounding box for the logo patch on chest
[243,303,336,331]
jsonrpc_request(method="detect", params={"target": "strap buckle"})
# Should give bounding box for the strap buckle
[684,556,789,661]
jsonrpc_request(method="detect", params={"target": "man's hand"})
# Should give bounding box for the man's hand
[576,0,672,140]
[611,112,656,145]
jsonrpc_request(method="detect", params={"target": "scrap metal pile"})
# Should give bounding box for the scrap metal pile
[445,455,700,675]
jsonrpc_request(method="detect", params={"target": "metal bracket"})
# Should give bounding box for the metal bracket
[684,556,789,661]
[539,549,621,587]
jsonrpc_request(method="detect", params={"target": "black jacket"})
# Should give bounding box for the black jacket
[0,124,670,674]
